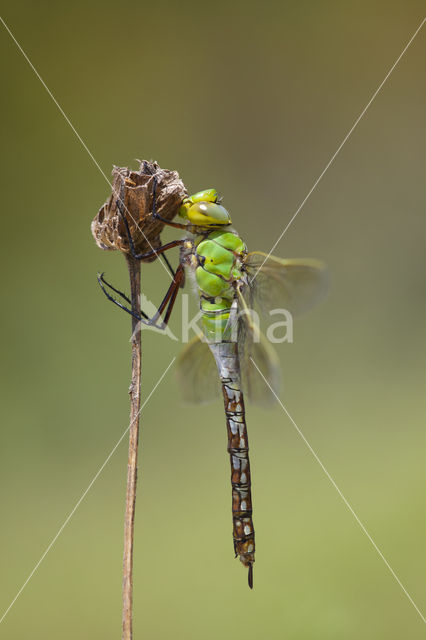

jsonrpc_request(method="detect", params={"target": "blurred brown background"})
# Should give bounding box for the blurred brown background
[0,1,425,638]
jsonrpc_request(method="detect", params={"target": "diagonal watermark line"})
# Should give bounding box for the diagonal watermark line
[0,16,173,280]
[0,357,176,626]
[250,17,426,284]
[250,356,426,624]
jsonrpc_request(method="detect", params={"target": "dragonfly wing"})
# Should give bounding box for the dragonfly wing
[244,251,328,316]
[176,332,221,404]
[237,290,281,406]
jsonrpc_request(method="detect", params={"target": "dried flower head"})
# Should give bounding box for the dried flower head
[91,160,186,261]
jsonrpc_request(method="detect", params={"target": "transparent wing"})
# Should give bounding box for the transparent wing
[244,251,328,317]
[176,332,221,404]
[237,290,281,406]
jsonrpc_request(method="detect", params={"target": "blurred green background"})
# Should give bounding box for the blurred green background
[1,1,425,638]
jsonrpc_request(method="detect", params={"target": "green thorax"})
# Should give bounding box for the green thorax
[193,229,247,342]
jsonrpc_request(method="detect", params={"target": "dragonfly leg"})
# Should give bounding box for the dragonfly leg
[98,273,149,320]
[149,263,185,328]
[160,252,176,278]
[97,273,151,324]
[129,238,186,262]
[97,264,184,330]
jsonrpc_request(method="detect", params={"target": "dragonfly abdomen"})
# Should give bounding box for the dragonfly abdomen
[225,386,255,569]
[209,342,255,588]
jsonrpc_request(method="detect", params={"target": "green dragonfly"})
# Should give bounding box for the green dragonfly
[98,179,327,588]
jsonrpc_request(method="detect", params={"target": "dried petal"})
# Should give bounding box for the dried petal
[91,160,186,261]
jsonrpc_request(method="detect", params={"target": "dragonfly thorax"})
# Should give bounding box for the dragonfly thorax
[186,228,247,342]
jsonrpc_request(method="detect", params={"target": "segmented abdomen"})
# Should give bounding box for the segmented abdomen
[209,342,255,587]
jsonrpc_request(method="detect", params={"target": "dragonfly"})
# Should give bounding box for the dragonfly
[98,179,328,588]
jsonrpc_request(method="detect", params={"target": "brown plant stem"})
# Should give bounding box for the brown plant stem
[122,254,142,640]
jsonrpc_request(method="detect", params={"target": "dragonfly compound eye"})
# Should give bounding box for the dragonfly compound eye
[186,202,231,227]
[179,189,219,219]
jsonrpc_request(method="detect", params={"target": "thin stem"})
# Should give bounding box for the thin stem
[122,254,142,640]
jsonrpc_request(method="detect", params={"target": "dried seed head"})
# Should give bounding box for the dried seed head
[91,160,187,261]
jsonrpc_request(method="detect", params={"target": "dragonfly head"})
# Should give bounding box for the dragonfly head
[179,189,232,228]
